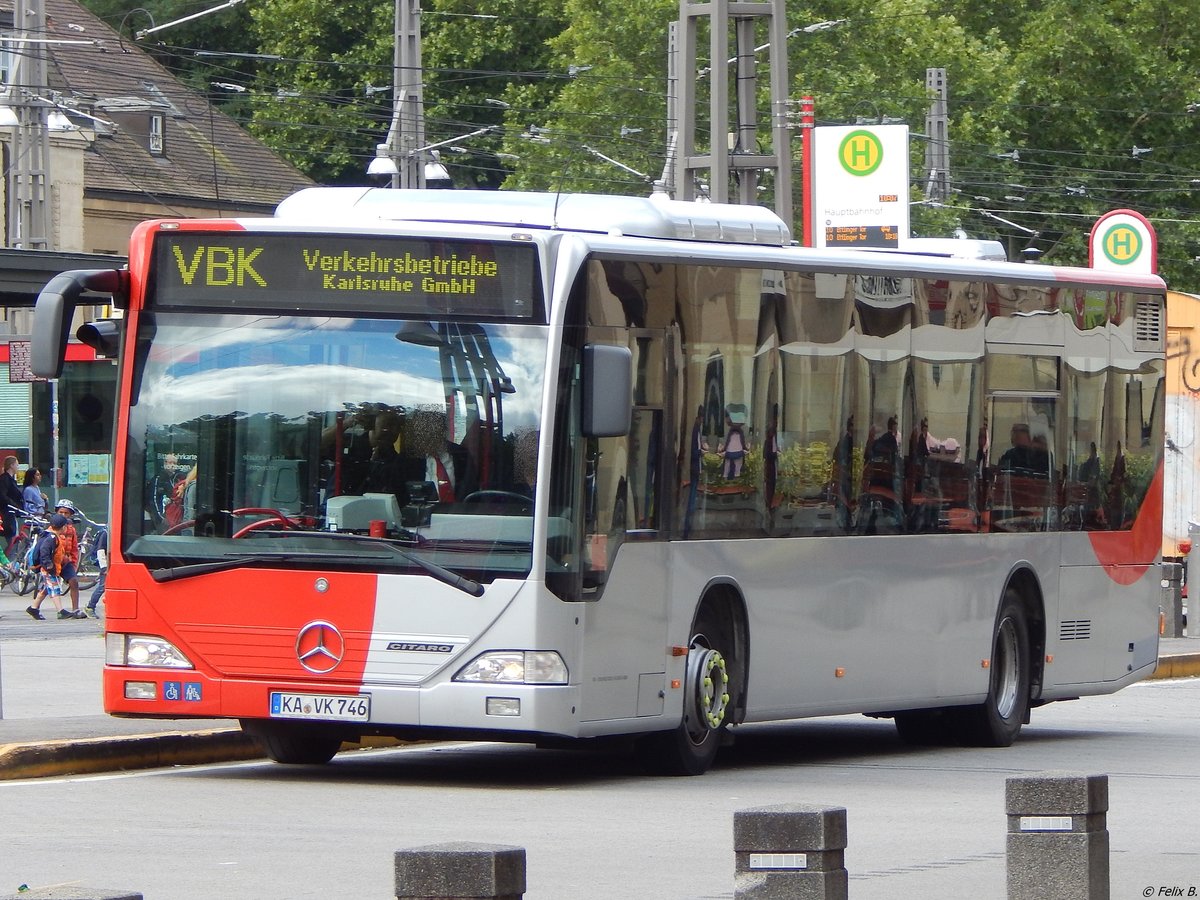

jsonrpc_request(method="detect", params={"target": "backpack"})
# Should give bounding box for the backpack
[27,529,56,569]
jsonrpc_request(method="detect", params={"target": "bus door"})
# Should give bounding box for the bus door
[579,327,675,721]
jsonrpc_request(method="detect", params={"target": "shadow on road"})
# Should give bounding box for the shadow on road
[185,714,1118,788]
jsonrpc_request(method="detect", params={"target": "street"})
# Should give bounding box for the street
[2,676,1199,899]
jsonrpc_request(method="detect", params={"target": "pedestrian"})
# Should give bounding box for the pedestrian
[22,466,48,516]
[2,455,22,536]
[25,513,70,621]
[85,523,108,617]
[0,455,23,579]
[52,498,87,618]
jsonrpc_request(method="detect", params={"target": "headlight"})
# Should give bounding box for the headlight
[106,633,193,669]
[454,650,568,684]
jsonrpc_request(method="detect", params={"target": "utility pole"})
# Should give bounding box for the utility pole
[924,67,950,204]
[374,0,426,188]
[396,0,425,188]
[658,21,679,196]
[674,0,792,227]
[6,0,52,249]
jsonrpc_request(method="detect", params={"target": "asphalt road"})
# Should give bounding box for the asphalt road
[2,675,1200,900]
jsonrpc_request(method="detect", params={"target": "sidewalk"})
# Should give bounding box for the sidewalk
[0,586,263,779]
[3,584,1199,780]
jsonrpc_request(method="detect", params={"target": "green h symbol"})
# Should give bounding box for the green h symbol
[850,138,873,168]
[839,130,883,176]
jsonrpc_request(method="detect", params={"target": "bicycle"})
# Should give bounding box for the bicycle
[7,507,49,597]
[73,514,107,591]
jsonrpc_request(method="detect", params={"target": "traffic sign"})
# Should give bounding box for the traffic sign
[1088,209,1156,274]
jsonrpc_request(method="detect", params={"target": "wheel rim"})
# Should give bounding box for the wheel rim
[993,616,1020,720]
[685,640,730,745]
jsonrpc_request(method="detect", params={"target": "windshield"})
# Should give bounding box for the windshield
[124,312,546,581]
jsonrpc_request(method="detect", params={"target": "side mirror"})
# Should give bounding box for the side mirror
[32,269,127,378]
[582,344,632,437]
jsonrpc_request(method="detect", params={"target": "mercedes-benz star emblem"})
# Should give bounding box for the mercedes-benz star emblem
[295,621,345,674]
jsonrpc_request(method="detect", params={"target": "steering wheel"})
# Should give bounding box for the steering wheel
[462,490,532,505]
[231,508,303,539]
[161,508,303,538]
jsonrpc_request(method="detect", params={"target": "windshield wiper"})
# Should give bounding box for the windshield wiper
[151,554,311,582]
[149,531,484,596]
[289,531,485,596]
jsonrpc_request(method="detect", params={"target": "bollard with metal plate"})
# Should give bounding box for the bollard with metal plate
[1006,772,1108,900]
[733,803,848,899]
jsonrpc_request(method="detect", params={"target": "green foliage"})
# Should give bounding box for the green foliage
[76,0,1200,287]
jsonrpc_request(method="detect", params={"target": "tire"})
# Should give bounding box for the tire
[948,590,1031,747]
[7,536,29,594]
[15,564,38,597]
[76,557,100,591]
[636,605,737,776]
[241,720,345,765]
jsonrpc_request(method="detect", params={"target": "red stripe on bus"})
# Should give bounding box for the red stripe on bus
[1048,267,1165,290]
[1088,462,1164,585]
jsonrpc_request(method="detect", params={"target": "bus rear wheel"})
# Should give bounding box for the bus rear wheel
[241,720,345,765]
[636,607,735,776]
[949,590,1031,747]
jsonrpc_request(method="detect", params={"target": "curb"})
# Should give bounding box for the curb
[0,729,264,781]
[0,731,413,781]
[1149,653,1200,681]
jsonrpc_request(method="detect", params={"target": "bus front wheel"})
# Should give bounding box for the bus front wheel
[950,590,1031,747]
[241,720,344,765]
[636,606,734,776]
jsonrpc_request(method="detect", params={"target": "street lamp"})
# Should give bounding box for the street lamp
[368,126,497,188]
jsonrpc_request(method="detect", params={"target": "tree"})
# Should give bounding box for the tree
[239,0,566,187]
[79,0,1200,285]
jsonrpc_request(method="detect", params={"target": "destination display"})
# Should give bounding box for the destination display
[824,224,900,248]
[152,232,541,318]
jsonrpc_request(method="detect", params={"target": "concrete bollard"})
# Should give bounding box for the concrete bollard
[0,889,142,900]
[1006,772,1109,900]
[733,803,848,899]
[395,841,525,900]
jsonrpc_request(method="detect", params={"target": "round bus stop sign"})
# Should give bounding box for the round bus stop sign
[1088,208,1157,274]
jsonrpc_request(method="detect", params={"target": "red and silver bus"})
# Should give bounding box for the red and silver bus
[33,188,1166,774]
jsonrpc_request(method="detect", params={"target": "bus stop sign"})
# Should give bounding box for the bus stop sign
[1088,208,1157,274]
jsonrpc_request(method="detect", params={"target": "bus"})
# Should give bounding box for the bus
[33,188,1166,775]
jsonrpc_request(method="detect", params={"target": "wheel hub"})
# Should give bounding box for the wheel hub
[686,645,730,734]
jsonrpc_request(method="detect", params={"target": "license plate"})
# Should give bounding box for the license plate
[269,692,370,722]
